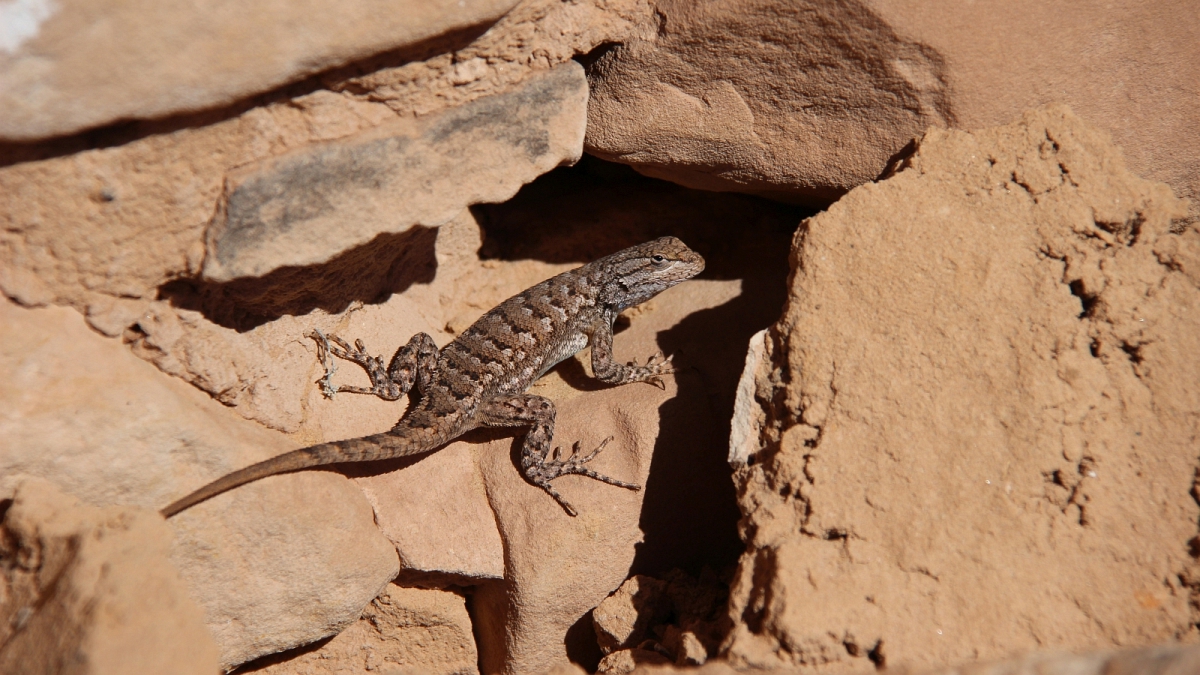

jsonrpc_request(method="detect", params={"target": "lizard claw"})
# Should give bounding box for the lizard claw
[309,329,341,398]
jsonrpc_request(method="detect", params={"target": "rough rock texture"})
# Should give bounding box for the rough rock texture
[919,644,1200,675]
[585,0,949,204]
[0,479,219,675]
[593,569,729,673]
[245,584,478,675]
[0,0,653,431]
[726,105,1199,673]
[204,62,588,282]
[617,644,1200,675]
[594,576,671,655]
[0,152,798,673]
[585,0,1200,223]
[0,0,521,140]
[0,299,400,670]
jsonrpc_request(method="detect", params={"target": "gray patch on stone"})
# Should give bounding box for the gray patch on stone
[217,136,413,266]
[204,62,586,282]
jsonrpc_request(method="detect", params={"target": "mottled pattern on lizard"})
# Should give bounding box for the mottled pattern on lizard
[161,237,705,518]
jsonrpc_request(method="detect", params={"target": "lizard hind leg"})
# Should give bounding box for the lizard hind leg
[309,329,439,401]
[478,394,641,517]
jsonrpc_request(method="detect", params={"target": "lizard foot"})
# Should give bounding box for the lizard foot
[530,436,641,516]
[629,352,675,389]
[307,330,403,400]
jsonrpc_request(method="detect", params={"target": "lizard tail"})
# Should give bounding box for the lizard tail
[159,430,430,518]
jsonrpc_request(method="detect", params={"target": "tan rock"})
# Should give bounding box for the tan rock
[248,584,478,675]
[0,1,650,430]
[203,62,588,282]
[0,0,521,140]
[0,478,219,675]
[660,627,707,667]
[0,300,400,670]
[357,442,505,580]
[594,575,670,655]
[584,0,949,203]
[597,649,672,675]
[612,644,1200,675]
[468,276,753,675]
[725,105,1198,672]
[919,644,1200,675]
[585,0,1200,222]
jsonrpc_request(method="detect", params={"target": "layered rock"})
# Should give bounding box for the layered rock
[0,0,521,140]
[0,300,401,669]
[0,0,653,431]
[249,584,479,675]
[726,105,1200,672]
[585,0,1200,222]
[0,479,219,675]
[616,644,1200,675]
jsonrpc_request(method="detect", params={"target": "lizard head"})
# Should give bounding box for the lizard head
[599,236,706,311]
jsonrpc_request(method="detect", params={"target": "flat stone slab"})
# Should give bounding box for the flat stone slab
[0,0,520,140]
[204,62,588,282]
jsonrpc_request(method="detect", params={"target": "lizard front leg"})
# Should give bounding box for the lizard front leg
[478,394,640,516]
[309,329,439,401]
[589,320,674,388]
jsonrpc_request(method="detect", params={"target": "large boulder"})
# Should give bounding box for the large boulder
[0,300,400,669]
[726,105,1199,671]
[0,0,652,432]
[0,0,521,140]
[0,479,220,675]
[585,0,1200,223]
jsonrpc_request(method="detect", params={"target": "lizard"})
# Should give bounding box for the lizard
[161,236,705,518]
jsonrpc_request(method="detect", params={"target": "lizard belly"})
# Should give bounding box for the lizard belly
[537,330,589,379]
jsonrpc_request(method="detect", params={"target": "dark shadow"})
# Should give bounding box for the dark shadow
[565,609,604,672]
[156,225,439,332]
[232,634,336,673]
[0,21,496,169]
[476,154,812,577]
[877,137,919,181]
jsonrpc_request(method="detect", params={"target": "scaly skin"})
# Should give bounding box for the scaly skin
[161,237,705,518]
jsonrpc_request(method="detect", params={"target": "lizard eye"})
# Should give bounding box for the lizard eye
[651,254,666,264]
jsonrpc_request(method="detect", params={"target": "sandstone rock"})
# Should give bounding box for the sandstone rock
[597,648,672,675]
[584,0,949,203]
[725,105,1198,672]
[0,478,219,675]
[660,627,708,667]
[585,0,1200,222]
[357,442,506,580]
[0,0,521,141]
[465,272,765,675]
[248,584,478,675]
[0,300,400,670]
[919,644,1200,675]
[594,575,671,654]
[594,569,727,667]
[613,644,1200,675]
[203,62,588,282]
[0,1,652,431]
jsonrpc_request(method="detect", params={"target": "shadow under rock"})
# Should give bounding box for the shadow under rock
[0,20,496,168]
[158,225,439,332]
[476,155,808,577]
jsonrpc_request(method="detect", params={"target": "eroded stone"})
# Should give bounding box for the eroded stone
[0,0,521,140]
[725,105,1199,672]
[0,300,400,670]
[204,62,589,282]
[0,478,219,675]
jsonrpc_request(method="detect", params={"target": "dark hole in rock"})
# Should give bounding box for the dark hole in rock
[474,154,813,579]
